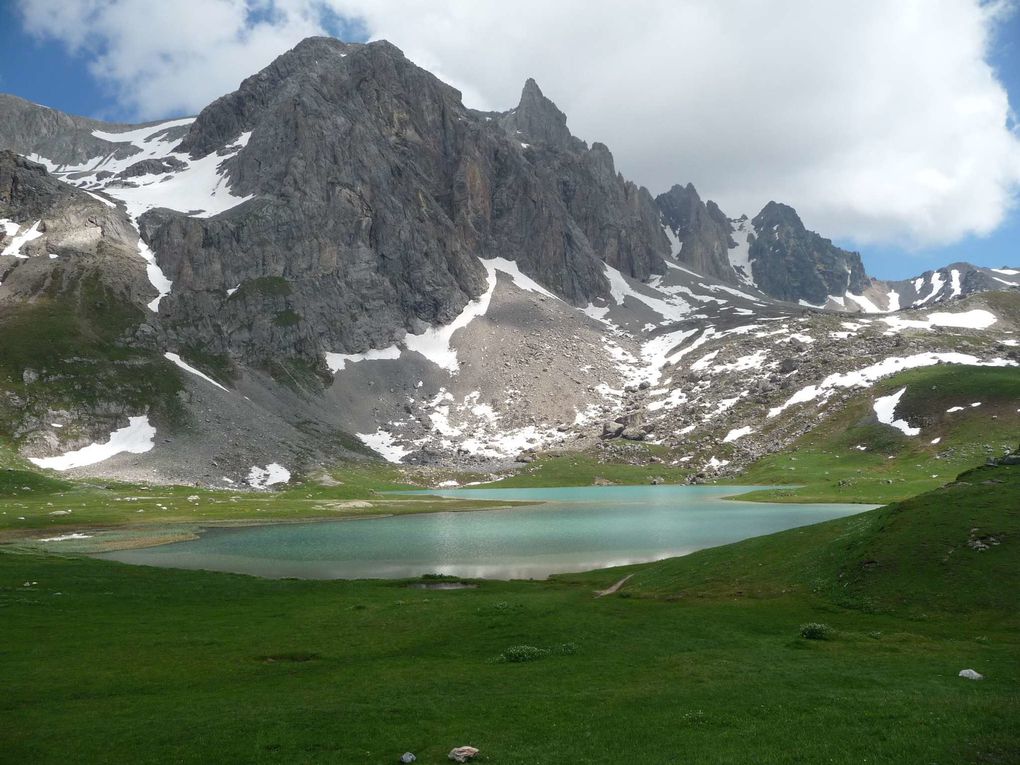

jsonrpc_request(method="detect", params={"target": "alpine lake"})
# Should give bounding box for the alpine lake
[97,485,875,579]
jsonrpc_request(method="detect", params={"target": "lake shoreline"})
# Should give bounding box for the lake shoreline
[85,486,877,581]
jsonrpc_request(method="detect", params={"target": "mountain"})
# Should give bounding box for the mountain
[0,37,1017,485]
[656,183,738,282]
[653,180,1019,311]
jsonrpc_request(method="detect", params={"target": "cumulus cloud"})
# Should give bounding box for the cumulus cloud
[16,0,1020,249]
[16,0,325,119]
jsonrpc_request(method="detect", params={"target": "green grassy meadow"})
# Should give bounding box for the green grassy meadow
[2,463,1017,764]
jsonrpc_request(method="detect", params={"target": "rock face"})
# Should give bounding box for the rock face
[0,151,147,306]
[143,37,667,364]
[656,183,737,282]
[749,201,870,305]
[0,94,145,168]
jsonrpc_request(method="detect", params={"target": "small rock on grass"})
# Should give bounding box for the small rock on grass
[400,753,416,763]
[448,746,480,762]
[958,669,983,680]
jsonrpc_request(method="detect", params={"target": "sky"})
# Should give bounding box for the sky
[1,0,1018,280]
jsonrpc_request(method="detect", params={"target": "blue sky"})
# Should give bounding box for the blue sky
[0,1,1017,280]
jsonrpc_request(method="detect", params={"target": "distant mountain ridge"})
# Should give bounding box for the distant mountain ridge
[0,36,1017,483]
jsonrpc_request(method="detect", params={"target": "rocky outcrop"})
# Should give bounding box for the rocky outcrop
[143,37,667,363]
[749,201,869,305]
[499,78,581,152]
[0,94,166,169]
[656,183,738,282]
[0,151,146,304]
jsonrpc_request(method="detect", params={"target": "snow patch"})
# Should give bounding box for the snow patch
[164,352,229,392]
[29,416,155,470]
[247,463,290,488]
[85,190,116,209]
[403,265,498,372]
[723,426,753,443]
[358,429,411,463]
[873,387,920,436]
[880,309,997,332]
[1,220,43,258]
[768,353,1016,418]
[915,271,945,305]
[949,269,962,298]
[325,345,402,373]
[727,217,754,284]
[662,222,683,258]
[137,233,172,312]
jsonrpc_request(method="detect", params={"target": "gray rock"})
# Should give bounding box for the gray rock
[748,201,868,305]
[958,669,983,680]
[602,421,624,438]
[141,37,667,365]
[448,746,479,763]
[400,753,416,763]
[656,183,738,282]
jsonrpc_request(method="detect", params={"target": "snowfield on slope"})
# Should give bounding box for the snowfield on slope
[873,387,920,436]
[29,416,156,470]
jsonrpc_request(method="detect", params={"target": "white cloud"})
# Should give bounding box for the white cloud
[16,0,1020,249]
[17,0,325,120]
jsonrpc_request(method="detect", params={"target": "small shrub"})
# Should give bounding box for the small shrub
[499,645,548,663]
[800,623,834,640]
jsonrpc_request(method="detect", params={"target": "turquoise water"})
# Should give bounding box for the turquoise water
[96,485,875,580]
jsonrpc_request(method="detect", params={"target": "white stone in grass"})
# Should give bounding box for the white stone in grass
[448,746,479,762]
[958,669,983,680]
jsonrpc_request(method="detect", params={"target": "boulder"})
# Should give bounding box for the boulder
[448,746,480,762]
[958,669,983,680]
[601,421,624,438]
[400,754,416,764]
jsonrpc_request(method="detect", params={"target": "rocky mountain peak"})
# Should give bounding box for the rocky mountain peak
[749,201,869,305]
[175,36,460,161]
[655,183,738,282]
[752,200,803,232]
[500,78,580,151]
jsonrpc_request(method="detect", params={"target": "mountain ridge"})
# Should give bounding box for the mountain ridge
[0,36,1017,484]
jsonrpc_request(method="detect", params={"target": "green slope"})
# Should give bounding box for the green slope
[1,464,1017,764]
[733,364,1020,502]
[572,463,1019,616]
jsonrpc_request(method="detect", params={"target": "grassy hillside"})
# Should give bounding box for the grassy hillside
[732,365,1020,502]
[0,273,186,441]
[1,465,1017,764]
[573,463,1019,614]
